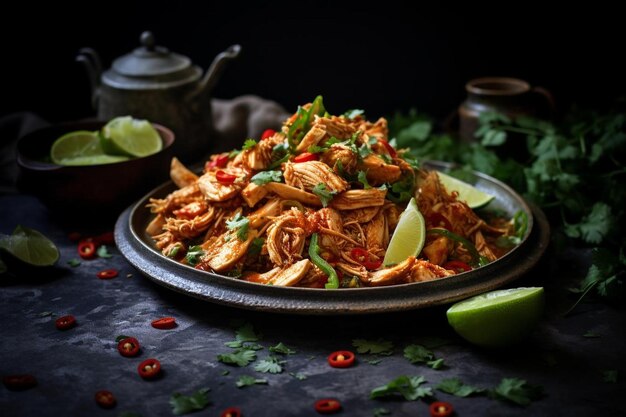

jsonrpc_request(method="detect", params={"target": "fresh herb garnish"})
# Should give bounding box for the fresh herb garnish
[352,338,393,355]
[184,245,204,266]
[373,407,391,417]
[67,258,81,267]
[269,342,296,355]
[97,245,112,258]
[344,109,364,119]
[242,138,257,150]
[357,170,371,189]
[247,238,265,257]
[251,170,283,185]
[217,349,257,367]
[226,213,250,241]
[370,375,433,401]
[169,388,211,415]
[489,377,543,406]
[254,356,285,374]
[236,375,268,388]
[436,377,486,397]
[289,372,307,380]
[312,183,335,207]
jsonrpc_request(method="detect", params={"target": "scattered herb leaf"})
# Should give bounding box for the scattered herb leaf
[436,377,486,397]
[370,375,433,401]
[67,258,81,267]
[254,356,285,374]
[403,344,434,364]
[352,338,394,355]
[269,342,296,355]
[373,407,391,417]
[226,213,250,241]
[236,375,268,388]
[289,372,307,380]
[251,170,283,185]
[312,183,335,207]
[97,245,112,259]
[169,388,211,415]
[217,349,257,367]
[489,378,543,406]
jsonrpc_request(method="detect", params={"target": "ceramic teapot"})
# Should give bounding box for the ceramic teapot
[77,31,241,163]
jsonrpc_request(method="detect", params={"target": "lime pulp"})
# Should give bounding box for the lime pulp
[437,171,495,209]
[101,116,162,158]
[382,197,426,267]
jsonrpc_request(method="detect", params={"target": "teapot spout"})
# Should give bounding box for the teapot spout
[188,44,241,102]
[76,48,102,110]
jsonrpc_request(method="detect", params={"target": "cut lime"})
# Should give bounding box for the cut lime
[437,171,494,209]
[382,197,426,267]
[57,155,130,166]
[102,116,162,157]
[50,131,104,165]
[0,225,59,267]
[446,287,544,348]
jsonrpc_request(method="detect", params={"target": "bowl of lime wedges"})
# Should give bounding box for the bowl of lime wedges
[17,116,175,220]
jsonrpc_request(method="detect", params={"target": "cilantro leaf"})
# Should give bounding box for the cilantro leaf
[436,377,485,397]
[236,375,268,388]
[269,342,296,355]
[251,170,283,185]
[344,109,364,119]
[217,349,257,367]
[169,388,210,415]
[373,408,391,417]
[235,322,260,342]
[602,370,618,383]
[357,170,372,189]
[226,213,250,241]
[290,372,307,380]
[312,183,335,207]
[184,245,205,266]
[352,338,393,355]
[564,202,612,244]
[367,359,382,365]
[247,237,265,257]
[489,378,543,406]
[67,258,81,267]
[403,344,434,363]
[242,139,257,150]
[370,375,433,401]
[583,330,600,338]
[254,356,285,374]
[97,245,112,258]
[427,358,445,369]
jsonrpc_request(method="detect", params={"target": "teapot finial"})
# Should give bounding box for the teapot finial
[140,31,156,51]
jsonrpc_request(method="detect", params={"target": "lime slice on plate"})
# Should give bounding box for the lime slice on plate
[50,131,103,164]
[101,116,162,157]
[446,287,544,348]
[437,171,495,209]
[382,197,426,267]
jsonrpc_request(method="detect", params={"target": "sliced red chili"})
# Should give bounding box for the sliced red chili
[95,231,115,245]
[2,374,37,391]
[261,128,277,140]
[207,153,230,169]
[95,390,117,408]
[350,248,382,270]
[378,138,397,158]
[327,350,355,368]
[78,241,96,259]
[137,358,161,380]
[430,401,454,417]
[55,315,76,330]
[442,260,472,273]
[293,152,318,163]
[117,337,141,357]
[151,317,177,330]
[426,213,453,231]
[220,406,242,417]
[314,398,342,414]
[216,170,237,185]
[97,269,119,280]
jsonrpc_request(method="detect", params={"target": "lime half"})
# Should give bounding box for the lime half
[382,197,426,267]
[446,287,544,348]
[437,171,494,209]
[102,116,162,157]
[51,131,103,165]
[0,225,59,267]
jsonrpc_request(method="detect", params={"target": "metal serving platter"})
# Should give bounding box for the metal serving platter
[115,161,550,315]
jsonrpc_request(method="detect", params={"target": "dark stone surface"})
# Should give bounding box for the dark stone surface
[1,194,624,416]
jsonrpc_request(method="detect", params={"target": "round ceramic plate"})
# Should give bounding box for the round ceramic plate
[115,161,550,315]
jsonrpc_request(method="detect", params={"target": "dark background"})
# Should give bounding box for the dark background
[2,3,624,122]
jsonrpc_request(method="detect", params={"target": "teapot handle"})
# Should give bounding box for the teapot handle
[75,48,102,110]
[188,44,242,102]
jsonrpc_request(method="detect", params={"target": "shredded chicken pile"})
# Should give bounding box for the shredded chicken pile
[146,98,515,288]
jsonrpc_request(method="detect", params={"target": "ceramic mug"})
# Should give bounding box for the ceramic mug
[458,77,554,142]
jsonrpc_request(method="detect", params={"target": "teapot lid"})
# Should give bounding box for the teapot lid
[104,31,201,89]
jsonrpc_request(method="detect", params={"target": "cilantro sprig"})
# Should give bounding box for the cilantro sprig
[226,213,250,241]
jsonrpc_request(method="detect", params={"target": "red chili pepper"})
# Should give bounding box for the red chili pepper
[327,350,355,368]
[55,315,76,330]
[350,248,382,270]
[97,269,119,280]
[2,374,37,391]
[78,241,96,259]
[442,260,472,273]
[151,317,177,330]
[95,390,117,409]
[430,401,454,417]
[378,138,397,158]
[220,407,242,417]
[95,231,115,245]
[216,170,237,185]
[261,129,276,140]
[426,213,453,231]
[314,398,342,414]
[207,153,230,170]
[137,358,161,380]
[293,152,318,163]
[117,337,141,357]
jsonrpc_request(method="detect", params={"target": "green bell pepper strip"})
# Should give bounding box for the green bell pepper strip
[308,233,339,289]
[426,228,490,268]
[287,95,326,151]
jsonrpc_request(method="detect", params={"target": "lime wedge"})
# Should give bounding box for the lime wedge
[102,116,162,157]
[58,155,130,166]
[382,197,426,267]
[0,225,59,267]
[437,171,494,209]
[446,287,544,348]
[50,131,103,164]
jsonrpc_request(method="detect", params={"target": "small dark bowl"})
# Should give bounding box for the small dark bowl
[17,120,175,221]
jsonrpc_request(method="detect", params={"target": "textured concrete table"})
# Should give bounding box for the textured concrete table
[1,195,624,416]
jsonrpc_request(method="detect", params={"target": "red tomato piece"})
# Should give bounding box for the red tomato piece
[327,350,355,368]
[350,248,382,270]
[293,152,318,163]
[55,315,76,330]
[314,398,342,414]
[117,337,141,357]
[95,390,117,408]
[261,129,276,140]
[430,401,454,417]
[442,260,472,273]
[379,138,397,158]
[137,358,161,380]
[78,241,96,259]
[2,374,37,391]
[97,269,119,280]
[220,406,242,417]
[216,170,237,185]
[151,317,177,330]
